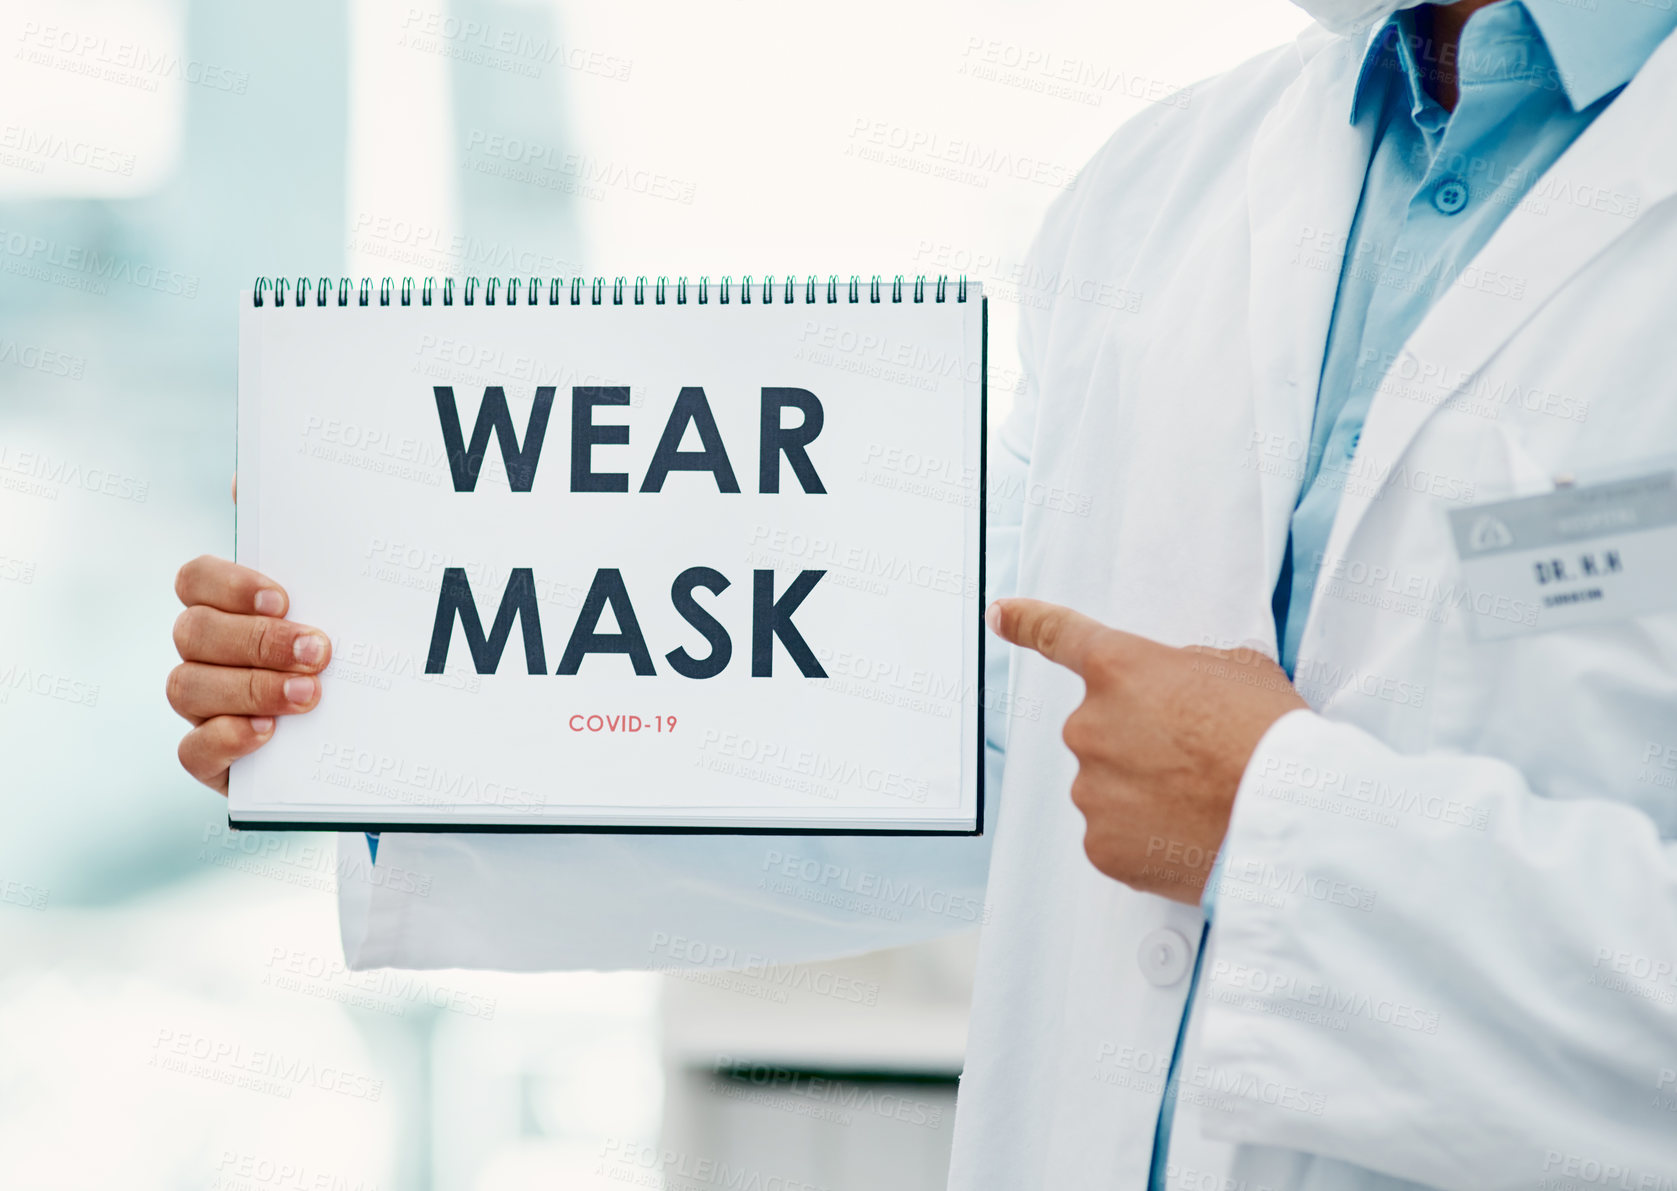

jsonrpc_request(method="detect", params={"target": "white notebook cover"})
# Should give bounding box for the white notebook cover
[231,278,985,832]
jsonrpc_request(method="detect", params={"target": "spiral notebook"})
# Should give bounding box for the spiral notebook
[232,274,986,833]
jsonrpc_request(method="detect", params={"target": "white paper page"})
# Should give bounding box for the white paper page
[232,281,984,831]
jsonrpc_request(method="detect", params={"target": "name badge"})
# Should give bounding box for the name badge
[1447,470,1677,640]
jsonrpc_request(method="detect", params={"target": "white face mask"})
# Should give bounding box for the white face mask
[1288,0,1431,37]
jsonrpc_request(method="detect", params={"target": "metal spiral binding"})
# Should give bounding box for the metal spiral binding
[253,274,970,307]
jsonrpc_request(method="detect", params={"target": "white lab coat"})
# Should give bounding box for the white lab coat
[340,22,1677,1190]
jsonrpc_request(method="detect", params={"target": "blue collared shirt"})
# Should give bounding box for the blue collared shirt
[1153,4,1677,1187]
[1273,0,1677,678]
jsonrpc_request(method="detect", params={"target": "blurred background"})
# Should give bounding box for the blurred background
[0,0,1307,1186]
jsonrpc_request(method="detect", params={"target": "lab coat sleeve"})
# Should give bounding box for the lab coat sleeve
[335,411,1030,974]
[1195,708,1677,1189]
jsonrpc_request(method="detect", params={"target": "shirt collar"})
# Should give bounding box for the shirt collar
[1349,13,1435,128]
[1349,0,1677,124]
[1523,0,1677,109]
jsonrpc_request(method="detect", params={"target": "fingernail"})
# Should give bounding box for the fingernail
[293,633,327,666]
[283,676,316,705]
[985,602,1002,633]
[254,589,285,616]
[250,717,275,735]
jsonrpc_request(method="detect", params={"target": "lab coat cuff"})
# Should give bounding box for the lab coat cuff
[1189,704,1677,1186]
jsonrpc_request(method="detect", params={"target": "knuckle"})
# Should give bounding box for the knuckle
[1061,710,1097,756]
[178,729,213,782]
[179,555,218,600]
[174,557,200,604]
[248,669,290,713]
[1032,612,1059,659]
[165,666,188,711]
[171,608,196,658]
[250,617,281,667]
[1087,640,1126,681]
[186,605,217,658]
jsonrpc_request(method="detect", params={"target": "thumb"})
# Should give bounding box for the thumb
[986,598,1109,675]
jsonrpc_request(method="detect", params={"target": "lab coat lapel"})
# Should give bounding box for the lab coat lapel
[1245,29,1378,579]
[1319,26,1677,569]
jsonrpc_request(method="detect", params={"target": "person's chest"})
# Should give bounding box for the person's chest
[1018,89,1677,830]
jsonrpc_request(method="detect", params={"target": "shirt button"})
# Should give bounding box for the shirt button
[1432,177,1469,215]
[1138,927,1192,987]
[1348,429,1361,452]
